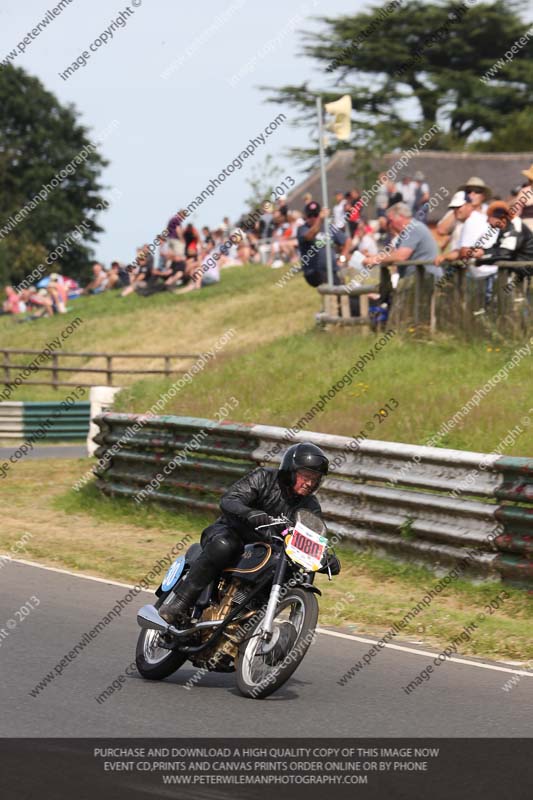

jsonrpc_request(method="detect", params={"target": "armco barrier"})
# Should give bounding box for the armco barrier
[93,414,533,587]
[0,401,90,441]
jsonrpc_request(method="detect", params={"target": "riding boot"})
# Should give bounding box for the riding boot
[159,530,242,625]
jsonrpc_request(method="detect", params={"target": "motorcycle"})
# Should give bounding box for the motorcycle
[135,509,340,699]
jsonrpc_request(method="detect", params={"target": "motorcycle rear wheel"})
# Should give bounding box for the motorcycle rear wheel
[236,588,318,699]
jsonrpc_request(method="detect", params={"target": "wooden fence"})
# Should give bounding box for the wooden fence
[0,350,201,390]
[317,261,533,336]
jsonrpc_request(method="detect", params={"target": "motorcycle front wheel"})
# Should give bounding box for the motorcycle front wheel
[236,587,318,699]
[135,627,187,680]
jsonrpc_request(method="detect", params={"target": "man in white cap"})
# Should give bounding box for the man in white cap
[436,190,497,266]
[437,176,492,247]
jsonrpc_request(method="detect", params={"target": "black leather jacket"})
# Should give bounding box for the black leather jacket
[218,466,322,543]
[481,217,533,263]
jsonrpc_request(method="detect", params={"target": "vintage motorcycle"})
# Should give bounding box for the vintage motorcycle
[135,509,340,699]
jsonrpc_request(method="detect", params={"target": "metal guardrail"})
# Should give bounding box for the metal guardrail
[0,401,90,440]
[0,350,202,390]
[93,414,533,588]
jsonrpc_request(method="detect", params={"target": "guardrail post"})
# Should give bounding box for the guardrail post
[164,356,171,377]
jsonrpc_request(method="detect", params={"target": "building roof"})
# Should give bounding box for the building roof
[287,150,533,221]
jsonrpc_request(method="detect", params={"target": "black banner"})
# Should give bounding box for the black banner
[0,738,531,799]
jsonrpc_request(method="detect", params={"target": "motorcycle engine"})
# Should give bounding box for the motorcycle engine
[192,579,256,671]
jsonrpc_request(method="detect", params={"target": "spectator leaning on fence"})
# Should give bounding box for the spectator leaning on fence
[515,164,533,233]
[362,202,442,280]
[473,202,533,275]
[436,191,497,272]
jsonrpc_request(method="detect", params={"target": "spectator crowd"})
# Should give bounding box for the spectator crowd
[3,163,533,324]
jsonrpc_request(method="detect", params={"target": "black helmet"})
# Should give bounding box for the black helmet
[278,442,329,494]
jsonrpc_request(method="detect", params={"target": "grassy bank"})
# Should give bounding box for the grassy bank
[2,264,533,453]
[1,458,531,664]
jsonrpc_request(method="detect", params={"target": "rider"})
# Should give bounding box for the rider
[159,442,329,624]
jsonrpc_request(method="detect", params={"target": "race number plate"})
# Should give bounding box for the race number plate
[285,522,328,571]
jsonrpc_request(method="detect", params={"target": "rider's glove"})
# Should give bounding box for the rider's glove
[246,510,271,530]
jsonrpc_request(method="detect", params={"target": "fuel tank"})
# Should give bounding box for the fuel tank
[223,542,276,582]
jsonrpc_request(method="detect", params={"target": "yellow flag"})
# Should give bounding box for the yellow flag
[324,94,352,140]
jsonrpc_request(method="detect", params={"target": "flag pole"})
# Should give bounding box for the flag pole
[316,95,333,286]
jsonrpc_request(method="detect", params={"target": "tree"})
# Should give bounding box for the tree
[264,0,533,160]
[0,64,108,286]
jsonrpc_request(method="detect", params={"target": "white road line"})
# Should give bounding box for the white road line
[3,556,152,592]
[5,556,532,678]
[317,628,533,677]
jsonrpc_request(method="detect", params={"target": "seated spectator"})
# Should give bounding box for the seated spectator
[20,287,54,317]
[46,273,68,313]
[82,262,109,295]
[201,226,214,245]
[2,286,26,315]
[176,240,221,294]
[363,202,442,280]
[108,260,130,289]
[121,248,154,297]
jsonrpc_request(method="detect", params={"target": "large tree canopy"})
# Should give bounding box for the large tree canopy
[265,0,533,159]
[0,64,108,286]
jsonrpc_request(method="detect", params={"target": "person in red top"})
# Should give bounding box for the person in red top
[345,190,364,236]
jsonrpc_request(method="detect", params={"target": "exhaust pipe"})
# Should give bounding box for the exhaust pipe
[137,604,225,637]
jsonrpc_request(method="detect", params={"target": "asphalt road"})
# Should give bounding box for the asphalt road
[0,444,86,459]
[1,560,531,737]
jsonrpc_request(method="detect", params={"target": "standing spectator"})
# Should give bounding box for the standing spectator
[435,191,497,295]
[258,202,274,239]
[413,171,431,223]
[297,201,350,287]
[184,223,200,259]
[363,202,442,280]
[375,174,394,218]
[396,175,417,213]
[459,177,491,212]
[515,165,533,232]
[345,190,364,236]
[332,191,346,230]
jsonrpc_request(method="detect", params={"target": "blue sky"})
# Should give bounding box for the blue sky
[1,0,364,264]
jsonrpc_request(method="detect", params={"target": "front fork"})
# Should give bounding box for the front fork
[261,551,288,640]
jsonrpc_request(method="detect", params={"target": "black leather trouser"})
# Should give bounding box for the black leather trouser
[177,522,244,602]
